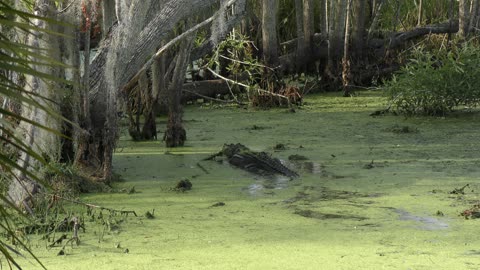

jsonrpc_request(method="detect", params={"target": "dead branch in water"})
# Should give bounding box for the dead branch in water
[52,195,138,217]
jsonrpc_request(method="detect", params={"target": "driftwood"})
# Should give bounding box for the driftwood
[205,143,299,178]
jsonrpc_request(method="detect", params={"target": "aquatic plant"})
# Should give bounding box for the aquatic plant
[385,44,480,116]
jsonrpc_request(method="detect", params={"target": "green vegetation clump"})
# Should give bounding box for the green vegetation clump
[385,45,480,116]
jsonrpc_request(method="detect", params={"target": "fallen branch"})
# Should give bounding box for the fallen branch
[196,162,209,174]
[54,196,138,217]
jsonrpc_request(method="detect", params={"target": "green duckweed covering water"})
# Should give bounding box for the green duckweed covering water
[9,92,480,269]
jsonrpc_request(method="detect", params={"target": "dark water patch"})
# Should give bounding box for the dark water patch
[245,124,271,131]
[288,154,309,161]
[283,186,381,205]
[294,209,367,221]
[358,223,381,228]
[465,250,480,256]
[273,143,287,151]
[384,124,419,134]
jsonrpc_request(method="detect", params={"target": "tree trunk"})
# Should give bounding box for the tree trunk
[448,0,455,45]
[367,0,384,40]
[74,0,94,168]
[333,0,347,56]
[342,0,353,96]
[458,0,469,38]
[326,0,336,74]
[320,0,328,39]
[352,0,367,54]
[303,0,314,56]
[140,68,157,140]
[102,0,116,35]
[164,35,195,147]
[417,0,423,26]
[59,1,82,163]
[468,0,479,33]
[261,0,279,66]
[327,0,347,78]
[294,0,305,71]
[8,0,62,207]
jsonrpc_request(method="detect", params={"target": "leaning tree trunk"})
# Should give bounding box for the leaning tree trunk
[8,0,62,207]
[164,35,195,147]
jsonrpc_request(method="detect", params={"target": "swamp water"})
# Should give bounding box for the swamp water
[12,92,480,269]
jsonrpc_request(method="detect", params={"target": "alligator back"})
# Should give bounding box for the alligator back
[219,143,299,178]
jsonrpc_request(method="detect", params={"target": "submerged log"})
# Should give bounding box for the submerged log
[205,143,299,178]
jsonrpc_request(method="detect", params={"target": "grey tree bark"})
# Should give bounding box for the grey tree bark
[102,0,116,34]
[8,0,62,207]
[164,35,195,147]
[58,0,82,163]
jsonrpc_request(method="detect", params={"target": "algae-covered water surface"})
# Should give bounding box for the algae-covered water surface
[16,92,480,269]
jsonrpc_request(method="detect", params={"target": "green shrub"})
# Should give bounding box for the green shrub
[385,45,480,116]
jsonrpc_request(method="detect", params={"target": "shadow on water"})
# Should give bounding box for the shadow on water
[294,209,368,221]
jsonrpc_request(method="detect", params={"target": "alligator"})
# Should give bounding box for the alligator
[204,143,299,178]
